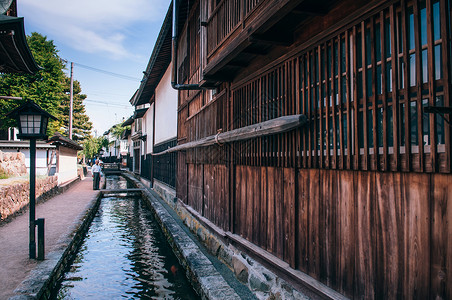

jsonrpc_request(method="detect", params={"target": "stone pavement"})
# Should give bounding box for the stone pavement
[0,176,98,299]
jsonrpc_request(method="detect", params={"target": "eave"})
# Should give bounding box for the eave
[0,140,55,149]
[133,107,148,119]
[132,4,173,107]
[202,0,333,84]
[48,132,83,151]
[131,131,143,141]
[0,15,40,74]
[122,116,134,126]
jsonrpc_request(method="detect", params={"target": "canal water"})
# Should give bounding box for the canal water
[53,176,199,299]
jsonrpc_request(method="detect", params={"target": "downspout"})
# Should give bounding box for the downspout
[171,0,204,90]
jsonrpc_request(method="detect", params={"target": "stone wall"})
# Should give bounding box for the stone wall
[0,150,27,177]
[152,179,312,300]
[0,175,58,222]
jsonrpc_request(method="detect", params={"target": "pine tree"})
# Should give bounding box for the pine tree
[0,32,65,132]
[0,32,93,141]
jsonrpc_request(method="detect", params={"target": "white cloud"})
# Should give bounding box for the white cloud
[67,26,128,59]
[19,0,169,59]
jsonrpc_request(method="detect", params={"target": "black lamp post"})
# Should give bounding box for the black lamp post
[6,100,57,259]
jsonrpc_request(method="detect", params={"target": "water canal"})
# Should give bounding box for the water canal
[52,176,199,299]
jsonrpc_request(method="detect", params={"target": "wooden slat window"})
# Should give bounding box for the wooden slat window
[186,90,229,165]
[206,0,242,57]
[232,61,297,168]
[188,2,201,84]
[231,0,451,173]
[243,0,263,16]
[177,29,189,84]
[206,0,264,58]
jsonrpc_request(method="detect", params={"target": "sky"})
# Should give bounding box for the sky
[17,0,171,136]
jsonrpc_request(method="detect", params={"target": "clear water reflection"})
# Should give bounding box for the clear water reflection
[54,176,199,299]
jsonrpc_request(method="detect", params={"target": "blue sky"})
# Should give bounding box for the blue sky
[18,0,170,136]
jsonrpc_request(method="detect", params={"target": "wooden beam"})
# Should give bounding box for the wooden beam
[249,34,292,46]
[292,7,328,16]
[100,188,144,194]
[202,72,234,82]
[227,60,249,68]
[153,114,308,155]
[242,46,269,55]
[199,79,220,88]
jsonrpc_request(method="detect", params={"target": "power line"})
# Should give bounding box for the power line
[86,91,132,97]
[74,62,141,81]
[84,99,132,108]
[63,60,141,81]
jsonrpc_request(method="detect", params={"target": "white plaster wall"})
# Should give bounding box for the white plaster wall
[120,140,128,156]
[144,103,154,154]
[155,64,178,145]
[128,136,132,156]
[57,147,78,184]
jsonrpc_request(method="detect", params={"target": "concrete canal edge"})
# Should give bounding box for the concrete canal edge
[9,192,102,300]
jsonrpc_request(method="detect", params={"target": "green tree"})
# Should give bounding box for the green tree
[82,136,109,159]
[110,123,130,139]
[0,32,92,139]
[0,32,65,132]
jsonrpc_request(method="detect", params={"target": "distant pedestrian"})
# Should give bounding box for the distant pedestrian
[92,159,101,190]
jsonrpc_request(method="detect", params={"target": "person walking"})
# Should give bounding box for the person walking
[92,159,101,190]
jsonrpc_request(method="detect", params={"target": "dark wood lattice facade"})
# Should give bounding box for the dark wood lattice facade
[175,0,452,298]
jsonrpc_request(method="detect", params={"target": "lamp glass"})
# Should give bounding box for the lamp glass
[20,114,42,135]
[41,116,48,135]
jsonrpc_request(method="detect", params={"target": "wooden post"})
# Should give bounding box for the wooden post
[153,114,307,155]
[29,138,36,259]
[37,218,45,260]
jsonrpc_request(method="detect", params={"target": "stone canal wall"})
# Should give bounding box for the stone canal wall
[152,179,320,300]
[0,176,58,222]
[149,177,315,299]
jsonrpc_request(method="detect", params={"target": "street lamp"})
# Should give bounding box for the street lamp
[6,100,57,259]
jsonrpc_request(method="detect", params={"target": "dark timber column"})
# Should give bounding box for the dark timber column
[29,138,36,259]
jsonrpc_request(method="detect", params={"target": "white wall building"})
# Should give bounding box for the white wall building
[0,141,55,176]
[48,133,83,185]
[154,65,178,145]
[126,6,178,187]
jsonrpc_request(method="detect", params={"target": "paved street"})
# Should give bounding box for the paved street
[0,176,98,299]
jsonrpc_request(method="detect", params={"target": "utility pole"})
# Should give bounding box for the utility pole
[69,62,74,139]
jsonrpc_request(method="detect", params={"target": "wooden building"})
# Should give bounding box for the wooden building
[166,0,452,298]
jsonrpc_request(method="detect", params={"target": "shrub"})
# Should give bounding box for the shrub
[0,170,10,179]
